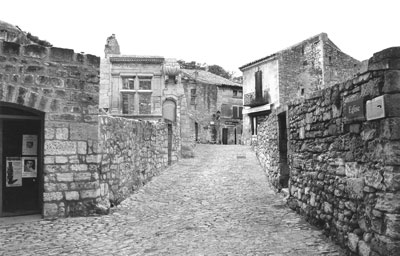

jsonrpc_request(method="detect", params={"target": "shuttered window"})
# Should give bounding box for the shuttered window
[255,70,262,99]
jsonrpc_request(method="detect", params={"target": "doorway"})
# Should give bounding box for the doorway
[194,122,198,142]
[222,128,228,145]
[167,123,172,165]
[278,112,289,188]
[0,104,44,217]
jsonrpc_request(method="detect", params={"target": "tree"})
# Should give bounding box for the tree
[207,64,232,80]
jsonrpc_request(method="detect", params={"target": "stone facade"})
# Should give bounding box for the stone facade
[181,69,243,145]
[240,33,360,145]
[253,47,400,255]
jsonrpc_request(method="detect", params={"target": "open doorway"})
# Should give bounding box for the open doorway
[278,111,289,188]
[0,103,44,217]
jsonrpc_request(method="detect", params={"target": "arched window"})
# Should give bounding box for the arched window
[163,99,176,122]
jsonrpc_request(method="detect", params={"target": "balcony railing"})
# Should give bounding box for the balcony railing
[243,91,270,107]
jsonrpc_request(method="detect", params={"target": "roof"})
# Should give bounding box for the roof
[181,69,242,87]
[110,55,164,64]
[239,33,330,71]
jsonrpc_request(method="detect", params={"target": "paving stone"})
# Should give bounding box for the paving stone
[0,145,345,255]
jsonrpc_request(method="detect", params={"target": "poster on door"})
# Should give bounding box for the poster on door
[6,157,22,187]
[22,157,37,178]
[22,134,38,155]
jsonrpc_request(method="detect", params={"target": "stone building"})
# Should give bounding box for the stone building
[181,69,243,144]
[239,33,360,145]
[100,35,243,146]
[251,46,400,255]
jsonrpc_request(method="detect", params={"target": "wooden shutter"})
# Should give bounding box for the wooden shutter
[233,106,238,118]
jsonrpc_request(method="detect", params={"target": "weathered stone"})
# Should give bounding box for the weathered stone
[381,118,400,140]
[385,94,400,117]
[384,214,400,239]
[43,192,63,202]
[364,170,384,190]
[45,141,77,155]
[65,191,79,201]
[383,166,400,191]
[80,189,100,199]
[346,178,364,199]
[348,232,359,252]
[371,234,400,256]
[375,193,400,213]
[43,203,58,218]
[358,240,371,256]
[383,70,400,93]
[55,128,69,140]
[56,173,73,182]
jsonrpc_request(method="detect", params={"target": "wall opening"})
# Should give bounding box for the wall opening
[195,122,198,142]
[167,123,172,165]
[0,103,44,217]
[277,111,289,188]
[222,128,228,145]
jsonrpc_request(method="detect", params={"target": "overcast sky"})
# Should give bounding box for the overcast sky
[1,0,399,76]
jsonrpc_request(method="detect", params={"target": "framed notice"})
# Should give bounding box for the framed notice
[22,157,37,178]
[6,157,22,187]
[22,134,38,155]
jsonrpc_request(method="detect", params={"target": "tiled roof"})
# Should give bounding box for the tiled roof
[110,55,164,63]
[181,69,242,87]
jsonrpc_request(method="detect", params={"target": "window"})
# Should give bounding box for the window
[190,89,196,105]
[233,89,243,98]
[255,70,262,99]
[120,75,153,115]
[139,76,152,90]
[122,76,135,89]
[232,106,243,119]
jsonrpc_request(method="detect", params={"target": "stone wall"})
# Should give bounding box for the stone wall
[98,115,180,206]
[0,40,101,217]
[254,47,400,255]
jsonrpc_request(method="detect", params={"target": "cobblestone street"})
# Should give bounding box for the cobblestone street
[0,145,344,256]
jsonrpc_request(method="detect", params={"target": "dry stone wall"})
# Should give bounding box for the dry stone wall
[98,115,180,206]
[254,47,400,256]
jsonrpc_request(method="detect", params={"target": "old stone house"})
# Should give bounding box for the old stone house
[181,69,243,144]
[239,33,360,145]
[100,35,243,146]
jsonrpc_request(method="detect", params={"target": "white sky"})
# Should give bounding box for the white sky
[1,0,399,76]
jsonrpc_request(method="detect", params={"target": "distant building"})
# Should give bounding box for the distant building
[181,69,243,144]
[239,33,360,145]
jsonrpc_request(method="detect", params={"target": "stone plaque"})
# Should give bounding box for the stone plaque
[366,95,385,121]
[344,98,365,122]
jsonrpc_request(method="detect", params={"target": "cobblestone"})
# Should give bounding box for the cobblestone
[0,145,345,255]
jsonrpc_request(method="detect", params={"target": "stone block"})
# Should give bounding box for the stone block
[384,70,400,93]
[383,141,400,165]
[45,164,68,173]
[74,172,91,181]
[55,128,69,140]
[70,123,98,140]
[55,156,68,164]
[50,47,74,62]
[384,214,400,239]
[383,166,400,191]
[23,44,47,59]
[44,156,55,164]
[86,155,99,164]
[375,192,400,213]
[371,234,400,256]
[43,192,63,202]
[56,173,73,182]
[346,178,364,199]
[43,203,58,218]
[77,141,87,154]
[348,232,359,253]
[2,41,20,55]
[45,140,76,155]
[364,170,384,190]
[80,189,100,199]
[345,162,363,178]
[65,191,80,201]
[70,164,88,172]
[385,94,400,117]
[381,118,400,140]
[358,240,371,256]
[86,54,100,67]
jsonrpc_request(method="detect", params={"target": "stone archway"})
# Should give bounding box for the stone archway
[162,98,177,122]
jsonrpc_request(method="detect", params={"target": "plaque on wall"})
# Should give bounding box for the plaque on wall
[22,157,37,178]
[344,98,365,122]
[22,134,38,155]
[6,157,22,187]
